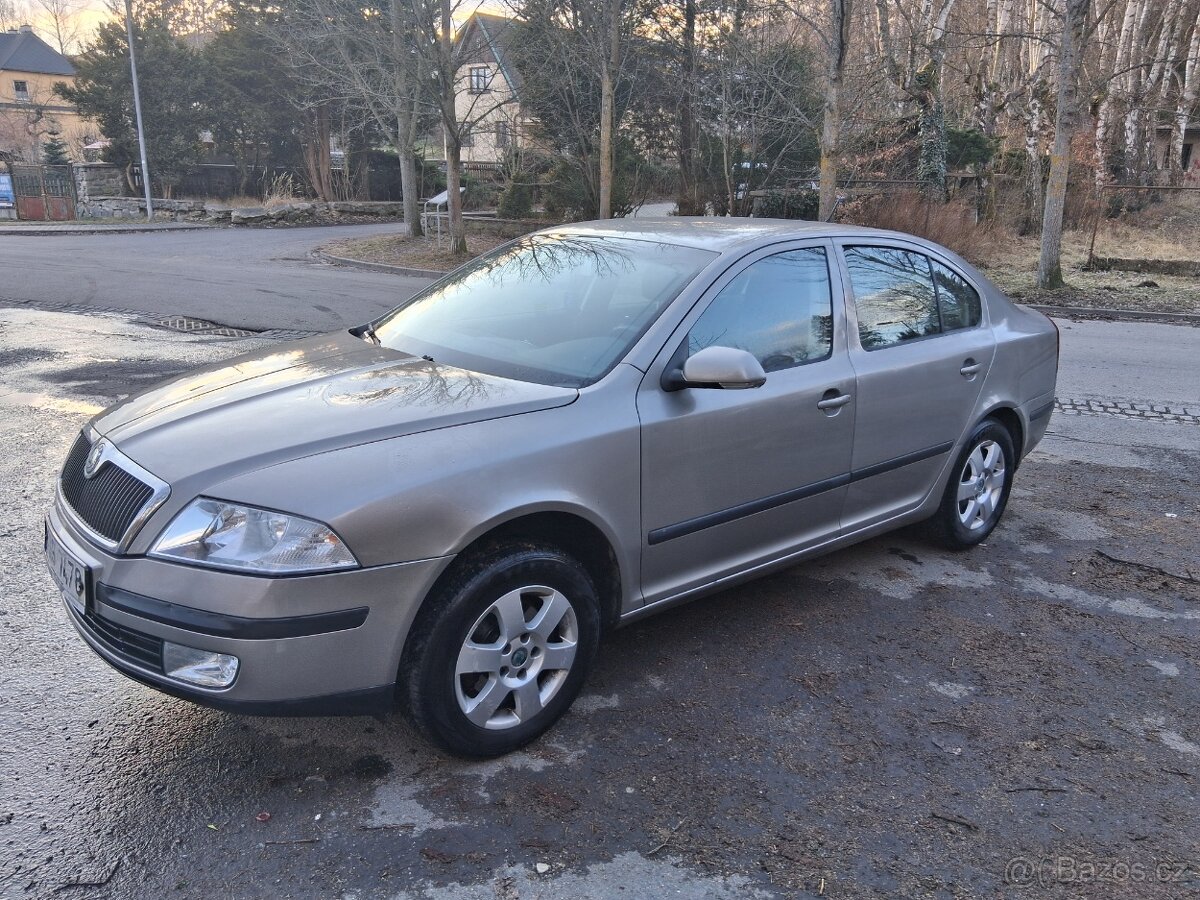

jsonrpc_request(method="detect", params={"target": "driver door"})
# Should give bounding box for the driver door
[637,241,856,606]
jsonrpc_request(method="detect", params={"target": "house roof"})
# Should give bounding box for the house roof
[0,28,75,76]
[457,12,524,96]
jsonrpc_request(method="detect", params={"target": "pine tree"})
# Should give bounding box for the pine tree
[41,136,71,165]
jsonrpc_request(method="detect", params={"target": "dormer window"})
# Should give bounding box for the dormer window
[13,80,30,103]
[468,66,490,94]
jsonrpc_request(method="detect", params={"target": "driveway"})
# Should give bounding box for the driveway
[0,306,1198,898]
[0,225,429,332]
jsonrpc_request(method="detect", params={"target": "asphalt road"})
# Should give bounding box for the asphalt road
[1,299,1198,897]
[0,225,430,332]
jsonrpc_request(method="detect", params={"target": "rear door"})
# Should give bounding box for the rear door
[637,241,856,604]
[837,242,995,532]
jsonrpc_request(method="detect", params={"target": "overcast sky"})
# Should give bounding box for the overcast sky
[17,0,510,54]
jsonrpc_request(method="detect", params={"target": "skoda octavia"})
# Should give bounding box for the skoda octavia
[45,219,1058,756]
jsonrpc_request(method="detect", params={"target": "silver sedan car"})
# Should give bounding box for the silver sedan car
[45,219,1058,756]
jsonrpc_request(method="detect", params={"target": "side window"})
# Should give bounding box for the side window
[687,248,833,373]
[930,260,982,330]
[844,246,939,350]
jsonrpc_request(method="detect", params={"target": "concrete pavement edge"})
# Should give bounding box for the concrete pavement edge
[316,251,447,280]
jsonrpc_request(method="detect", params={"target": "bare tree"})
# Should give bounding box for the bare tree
[819,0,852,220]
[597,0,622,218]
[31,0,84,54]
[0,0,30,32]
[1037,0,1092,288]
[274,0,429,231]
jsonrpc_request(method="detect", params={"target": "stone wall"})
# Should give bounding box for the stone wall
[72,163,127,203]
[74,196,410,224]
[77,197,207,221]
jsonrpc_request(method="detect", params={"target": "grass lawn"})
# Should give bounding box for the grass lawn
[323,232,512,272]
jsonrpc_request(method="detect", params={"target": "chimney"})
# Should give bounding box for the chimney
[18,24,33,34]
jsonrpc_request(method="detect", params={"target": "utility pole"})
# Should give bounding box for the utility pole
[123,0,153,221]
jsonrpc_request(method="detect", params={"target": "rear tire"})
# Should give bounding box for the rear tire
[399,543,600,758]
[926,419,1015,551]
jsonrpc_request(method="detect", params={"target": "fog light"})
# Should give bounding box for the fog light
[163,642,239,688]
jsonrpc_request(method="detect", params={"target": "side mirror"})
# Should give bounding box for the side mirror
[665,345,767,391]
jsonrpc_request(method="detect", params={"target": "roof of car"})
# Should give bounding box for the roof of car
[549,217,915,253]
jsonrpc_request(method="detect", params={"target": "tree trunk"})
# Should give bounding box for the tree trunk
[676,0,699,216]
[1037,0,1091,289]
[599,67,614,219]
[302,104,335,202]
[916,57,948,202]
[398,141,421,237]
[598,0,620,219]
[1170,19,1200,177]
[445,136,466,254]
[441,0,466,254]
[1021,92,1044,235]
[390,0,422,238]
[819,0,852,221]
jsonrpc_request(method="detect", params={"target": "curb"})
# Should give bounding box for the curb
[317,251,446,280]
[0,223,214,236]
[1027,303,1200,326]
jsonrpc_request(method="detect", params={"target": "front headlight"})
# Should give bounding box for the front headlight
[149,498,358,574]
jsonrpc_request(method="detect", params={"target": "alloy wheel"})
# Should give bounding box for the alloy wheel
[454,585,579,730]
[956,439,1006,531]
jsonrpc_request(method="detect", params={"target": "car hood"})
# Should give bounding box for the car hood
[93,330,578,484]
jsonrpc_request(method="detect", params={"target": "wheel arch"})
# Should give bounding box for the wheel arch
[979,404,1025,468]
[427,505,626,633]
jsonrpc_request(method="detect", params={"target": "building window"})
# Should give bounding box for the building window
[496,121,510,149]
[1184,143,1194,171]
[468,66,490,94]
[13,80,30,102]
[459,124,473,148]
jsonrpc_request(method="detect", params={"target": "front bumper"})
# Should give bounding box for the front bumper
[47,498,449,715]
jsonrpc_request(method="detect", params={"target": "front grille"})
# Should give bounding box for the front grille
[70,603,164,673]
[60,433,155,545]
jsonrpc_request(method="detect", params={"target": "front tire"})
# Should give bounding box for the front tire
[926,419,1015,550]
[400,543,600,757]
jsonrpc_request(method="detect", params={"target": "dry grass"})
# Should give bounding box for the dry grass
[261,173,301,209]
[843,190,1200,313]
[840,192,995,265]
[213,175,303,210]
[982,229,1200,313]
[324,232,511,272]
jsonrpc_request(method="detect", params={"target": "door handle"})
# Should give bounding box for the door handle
[817,392,852,410]
[960,359,983,377]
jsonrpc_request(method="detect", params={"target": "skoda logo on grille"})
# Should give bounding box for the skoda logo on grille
[83,439,109,479]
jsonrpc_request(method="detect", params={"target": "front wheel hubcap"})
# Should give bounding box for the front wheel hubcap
[956,439,1006,530]
[454,585,579,730]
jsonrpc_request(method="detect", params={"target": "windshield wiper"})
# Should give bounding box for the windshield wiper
[360,324,381,346]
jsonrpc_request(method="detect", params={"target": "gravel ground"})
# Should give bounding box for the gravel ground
[1,308,1198,899]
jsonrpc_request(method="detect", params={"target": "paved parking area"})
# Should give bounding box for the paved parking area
[1,307,1198,898]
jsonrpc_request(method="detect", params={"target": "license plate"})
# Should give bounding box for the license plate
[45,523,92,616]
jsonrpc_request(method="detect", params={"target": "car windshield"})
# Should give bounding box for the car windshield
[371,234,717,387]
